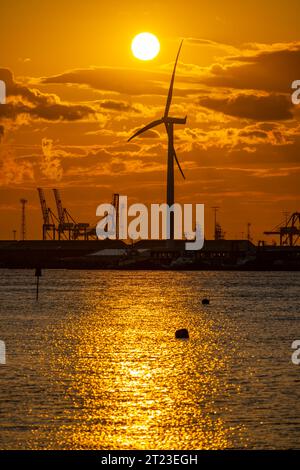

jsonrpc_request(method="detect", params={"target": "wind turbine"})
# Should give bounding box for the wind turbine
[128,40,187,241]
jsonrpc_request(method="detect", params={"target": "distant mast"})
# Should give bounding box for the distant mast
[20,198,27,241]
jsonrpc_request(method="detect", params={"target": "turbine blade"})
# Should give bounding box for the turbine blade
[173,145,185,180]
[128,119,163,142]
[164,40,183,119]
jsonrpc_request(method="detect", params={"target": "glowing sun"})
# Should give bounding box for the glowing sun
[131,32,160,60]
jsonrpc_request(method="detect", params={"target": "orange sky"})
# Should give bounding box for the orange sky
[1,0,300,241]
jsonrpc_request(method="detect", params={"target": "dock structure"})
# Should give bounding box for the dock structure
[0,239,299,270]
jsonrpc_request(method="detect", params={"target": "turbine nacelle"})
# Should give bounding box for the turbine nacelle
[165,116,187,125]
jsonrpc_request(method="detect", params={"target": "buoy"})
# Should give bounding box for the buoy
[175,328,189,339]
[202,298,210,305]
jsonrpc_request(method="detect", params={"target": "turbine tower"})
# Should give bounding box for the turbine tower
[128,41,186,241]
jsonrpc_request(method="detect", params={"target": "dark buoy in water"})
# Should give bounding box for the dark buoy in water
[175,328,189,339]
[202,298,210,305]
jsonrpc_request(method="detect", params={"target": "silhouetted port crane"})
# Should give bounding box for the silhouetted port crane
[264,212,300,246]
[37,188,57,240]
[211,206,225,240]
[53,189,90,240]
[86,193,120,240]
[53,188,74,240]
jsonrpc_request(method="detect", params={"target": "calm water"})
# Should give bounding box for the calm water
[0,270,300,449]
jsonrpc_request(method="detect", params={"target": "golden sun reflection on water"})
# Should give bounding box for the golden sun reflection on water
[4,270,300,449]
[30,272,244,449]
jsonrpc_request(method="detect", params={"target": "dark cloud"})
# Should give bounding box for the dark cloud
[205,47,300,93]
[43,67,210,100]
[99,100,140,113]
[187,38,221,46]
[42,67,168,96]
[0,102,95,121]
[0,69,98,136]
[238,130,268,140]
[0,68,51,106]
[198,93,293,120]
[185,37,237,54]
[138,129,160,139]
[33,103,94,120]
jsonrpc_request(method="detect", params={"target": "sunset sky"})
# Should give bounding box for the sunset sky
[1,0,300,241]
